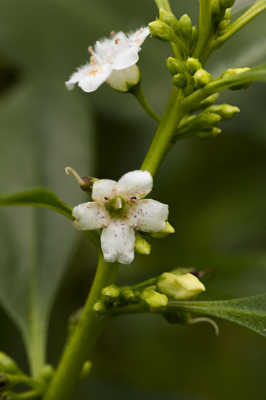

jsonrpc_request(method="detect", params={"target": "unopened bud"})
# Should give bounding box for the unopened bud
[193,68,212,88]
[198,112,222,128]
[200,93,219,107]
[102,285,120,300]
[149,20,175,41]
[107,65,140,92]
[39,365,54,382]
[135,234,151,255]
[179,14,192,40]
[93,301,106,313]
[220,0,235,9]
[197,127,222,139]
[80,361,92,381]
[212,0,224,20]
[141,288,168,309]
[157,272,205,300]
[221,67,251,90]
[120,287,135,302]
[186,57,202,74]
[159,9,180,33]
[166,57,184,75]
[173,73,187,88]
[0,354,20,376]
[151,221,175,238]
[191,26,198,45]
[207,104,240,119]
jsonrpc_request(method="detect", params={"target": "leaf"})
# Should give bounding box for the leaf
[0,0,95,376]
[167,294,266,337]
[0,188,72,220]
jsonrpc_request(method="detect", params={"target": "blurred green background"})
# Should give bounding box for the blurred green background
[0,0,266,399]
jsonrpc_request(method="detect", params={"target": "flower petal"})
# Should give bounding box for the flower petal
[129,199,169,232]
[101,221,135,264]
[129,27,150,46]
[112,47,139,70]
[66,63,112,93]
[72,202,109,230]
[117,170,153,199]
[92,179,117,202]
[107,65,140,92]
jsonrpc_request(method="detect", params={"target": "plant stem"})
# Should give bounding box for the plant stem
[193,0,212,59]
[154,0,171,12]
[131,84,160,122]
[43,254,119,400]
[141,87,185,175]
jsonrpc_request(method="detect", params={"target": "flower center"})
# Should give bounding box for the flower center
[105,196,129,218]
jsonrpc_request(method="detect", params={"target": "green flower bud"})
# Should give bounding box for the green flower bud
[157,272,205,300]
[80,361,92,381]
[0,354,20,376]
[93,301,106,313]
[218,18,230,34]
[193,68,212,88]
[220,0,235,9]
[198,112,222,128]
[186,57,202,74]
[102,285,120,300]
[120,287,135,302]
[135,233,151,255]
[207,104,240,119]
[159,8,180,33]
[39,365,55,382]
[141,288,168,309]
[197,127,222,139]
[221,67,251,90]
[151,221,175,238]
[211,0,222,18]
[179,14,192,40]
[173,73,187,88]
[166,57,184,75]
[149,20,175,41]
[191,26,198,45]
[200,93,219,108]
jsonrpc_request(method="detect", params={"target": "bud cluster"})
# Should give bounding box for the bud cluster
[93,268,206,314]
[211,0,235,34]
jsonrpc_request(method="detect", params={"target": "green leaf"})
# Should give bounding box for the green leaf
[0,188,72,220]
[168,294,266,337]
[0,0,96,376]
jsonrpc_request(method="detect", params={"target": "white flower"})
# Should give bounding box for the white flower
[73,170,169,265]
[66,27,150,93]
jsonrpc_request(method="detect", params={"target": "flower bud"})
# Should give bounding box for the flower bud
[193,68,212,88]
[207,104,240,119]
[93,301,106,313]
[151,222,175,238]
[141,288,168,309]
[200,93,219,107]
[212,0,224,21]
[102,285,120,300]
[135,234,151,255]
[166,57,184,75]
[39,365,55,383]
[221,67,251,90]
[0,354,20,376]
[107,65,140,93]
[179,14,192,41]
[173,73,187,88]
[191,26,198,45]
[120,287,135,302]
[159,8,180,34]
[80,361,92,381]
[149,20,175,41]
[197,127,222,139]
[157,272,205,300]
[198,112,222,128]
[186,57,202,74]
[220,0,235,9]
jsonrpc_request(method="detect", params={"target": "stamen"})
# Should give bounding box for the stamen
[65,166,85,187]
[189,317,219,336]
[88,46,94,55]
[110,31,115,37]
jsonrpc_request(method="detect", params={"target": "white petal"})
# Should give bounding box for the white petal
[129,27,150,47]
[117,170,153,199]
[129,199,169,232]
[92,179,117,202]
[101,221,135,264]
[107,65,140,92]
[112,47,139,70]
[72,202,109,230]
[66,63,112,93]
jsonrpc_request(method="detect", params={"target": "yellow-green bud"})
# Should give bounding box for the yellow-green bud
[173,73,187,88]
[166,57,184,75]
[120,287,135,301]
[0,353,20,375]
[135,233,151,255]
[179,14,192,40]
[159,8,180,33]
[93,301,106,313]
[157,272,205,300]
[149,20,175,41]
[141,288,168,309]
[80,361,92,381]
[212,0,222,18]
[186,57,202,74]
[200,93,219,107]
[218,18,230,34]
[193,68,212,88]
[207,104,240,119]
[102,285,120,299]
[198,112,222,128]
[39,365,55,382]
[191,26,198,45]
[221,67,251,90]
[151,221,175,238]
[197,127,222,139]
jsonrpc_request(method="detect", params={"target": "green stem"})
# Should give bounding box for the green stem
[141,87,185,175]
[202,0,266,61]
[154,0,171,11]
[131,85,161,122]
[193,0,212,59]
[12,391,42,400]
[43,254,119,400]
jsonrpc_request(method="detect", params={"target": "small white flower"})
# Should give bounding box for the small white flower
[73,170,169,265]
[66,27,150,93]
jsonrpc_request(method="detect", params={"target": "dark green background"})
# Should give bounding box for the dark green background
[0,1,266,399]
